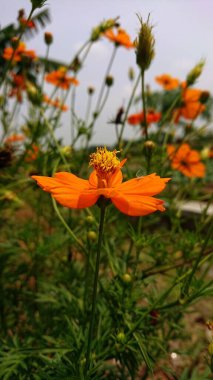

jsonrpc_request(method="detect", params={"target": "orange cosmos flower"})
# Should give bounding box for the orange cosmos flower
[45,67,79,90]
[104,28,134,49]
[127,110,161,125]
[167,143,205,178]
[3,41,37,62]
[5,134,25,144]
[32,147,170,216]
[174,87,205,122]
[155,74,180,90]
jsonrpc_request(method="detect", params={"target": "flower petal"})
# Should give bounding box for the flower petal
[32,174,99,209]
[111,193,166,216]
[116,173,170,196]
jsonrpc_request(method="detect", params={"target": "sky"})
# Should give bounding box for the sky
[1,0,213,146]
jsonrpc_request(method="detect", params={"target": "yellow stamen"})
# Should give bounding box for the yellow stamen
[89,147,120,178]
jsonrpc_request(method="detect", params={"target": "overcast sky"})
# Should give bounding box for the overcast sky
[1,0,213,146]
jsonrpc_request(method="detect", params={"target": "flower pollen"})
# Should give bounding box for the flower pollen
[89,147,120,178]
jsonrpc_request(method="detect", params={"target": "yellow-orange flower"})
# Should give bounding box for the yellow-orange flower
[32,147,170,216]
[3,41,37,62]
[104,28,134,49]
[167,144,205,178]
[128,110,161,125]
[174,87,205,121]
[45,67,79,90]
[155,74,180,90]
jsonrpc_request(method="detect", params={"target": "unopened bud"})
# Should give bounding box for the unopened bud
[186,60,205,86]
[105,75,114,87]
[116,332,126,343]
[144,140,156,150]
[199,90,210,104]
[88,86,95,95]
[85,215,95,225]
[128,67,135,81]
[135,14,155,71]
[122,273,132,284]
[208,342,213,355]
[44,32,53,45]
[87,231,97,241]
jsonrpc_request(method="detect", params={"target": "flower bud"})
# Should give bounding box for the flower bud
[144,140,156,150]
[122,273,132,284]
[135,14,155,71]
[128,67,135,81]
[105,75,114,87]
[85,215,95,225]
[199,90,210,104]
[44,32,53,45]
[116,331,126,343]
[208,342,213,355]
[88,86,95,95]
[87,231,97,241]
[91,17,119,42]
[186,60,205,86]
[201,147,210,160]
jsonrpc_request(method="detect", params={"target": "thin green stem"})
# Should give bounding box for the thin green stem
[141,70,148,140]
[85,202,106,376]
[95,45,117,113]
[52,198,85,252]
[118,72,141,149]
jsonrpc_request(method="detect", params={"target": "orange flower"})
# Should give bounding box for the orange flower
[3,41,37,62]
[9,73,26,102]
[5,134,25,144]
[43,95,68,111]
[155,74,180,90]
[45,67,79,90]
[25,144,39,162]
[19,18,36,29]
[104,28,134,49]
[174,87,205,121]
[167,144,205,178]
[127,110,161,125]
[32,147,170,216]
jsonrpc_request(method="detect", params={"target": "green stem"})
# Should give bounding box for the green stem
[141,70,148,140]
[118,72,141,149]
[95,45,117,113]
[85,202,106,376]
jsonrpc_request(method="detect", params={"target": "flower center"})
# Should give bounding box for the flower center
[89,147,120,186]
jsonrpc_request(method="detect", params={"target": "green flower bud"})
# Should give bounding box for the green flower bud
[135,14,155,71]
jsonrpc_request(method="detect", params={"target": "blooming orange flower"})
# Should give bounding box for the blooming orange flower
[45,67,79,90]
[32,147,170,216]
[174,87,205,121]
[167,143,205,178]
[127,110,161,125]
[3,41,37,62]
[43,95,68,111]
[104,28,134,49]
[155,74,180,90]
[5,134,25,144]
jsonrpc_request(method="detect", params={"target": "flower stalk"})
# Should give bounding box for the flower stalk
[84,200,106,375]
